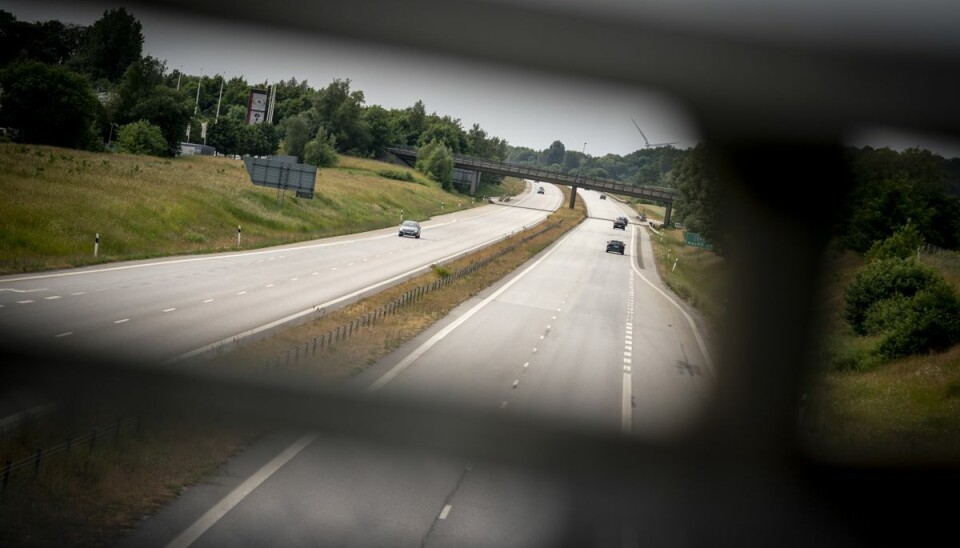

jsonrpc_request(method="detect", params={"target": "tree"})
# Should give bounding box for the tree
[313,78,369,155]
[0,58,98,149]
[303,127,338,167]
[416,138,454,189]
[281,114,310,160]
[116,120,167,155]
[74,8,143,82]
[112,56,192,155]
[543,140,566,166]
[363,105,395,157]
[670,143,728,252]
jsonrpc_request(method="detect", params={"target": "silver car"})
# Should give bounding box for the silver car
[399,220,421,238]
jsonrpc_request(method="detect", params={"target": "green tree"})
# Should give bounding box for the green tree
[112,56,192,155]
[865,220,924,262]
[0,58,98,149]
[416,138,454,189]
[73,7,143,82]
[543,140,565,166]
[670,143,728,252]
[844,258,940,336]
[314,78,369,155]
[303,127,338,167]
[281,114,310,160]
[363,105,395,157]
[116,120,167,155]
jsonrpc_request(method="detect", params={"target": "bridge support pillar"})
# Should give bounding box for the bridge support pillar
[470,170,480,196]
[569,186,578,209]
[664,202,673,226]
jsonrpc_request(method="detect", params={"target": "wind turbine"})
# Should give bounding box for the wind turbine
[631,119,679,148]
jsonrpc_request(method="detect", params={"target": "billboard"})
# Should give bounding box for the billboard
[242,156,317,199]
[247,89,268,125]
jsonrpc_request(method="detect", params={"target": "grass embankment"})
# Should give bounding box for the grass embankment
[803,248,960,464]
[0,144,481,274]
[639,223,960,465]
[0,187,583,546]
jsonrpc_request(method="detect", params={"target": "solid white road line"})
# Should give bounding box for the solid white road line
[629,224,715,378]
[622,373,632,434]
[165,432,318,548]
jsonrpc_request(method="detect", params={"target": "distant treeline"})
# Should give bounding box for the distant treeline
[2,8,958,253]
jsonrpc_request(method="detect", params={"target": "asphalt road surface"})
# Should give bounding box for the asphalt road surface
[117,187,715,548]
[0,183,562,366]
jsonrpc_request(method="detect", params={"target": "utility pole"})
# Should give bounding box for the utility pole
[215,76,224,122]
[194,68,203,115]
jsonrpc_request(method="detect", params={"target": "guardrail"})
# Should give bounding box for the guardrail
[261,219,566,371]
[386,146,676,203]
[1,416,140,496]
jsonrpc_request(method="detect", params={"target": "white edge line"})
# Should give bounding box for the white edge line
[438,504,452,520]
[165,432,318,548]
[366,222,585,393]
[630,224,715,379]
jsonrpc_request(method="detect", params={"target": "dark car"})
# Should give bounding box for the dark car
[600,194,607,200]
[606,239,625,254]
[613,216,628,230]
[537,186,545,194]
[399,220,421,238]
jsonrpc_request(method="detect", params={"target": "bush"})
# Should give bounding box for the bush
[303,128,338,167]
[116,120,167,156]
[415,139,453,190]
[844,258,939,335]
[877,281,960,359]
[865,220,924,261]
[377,170,415,182]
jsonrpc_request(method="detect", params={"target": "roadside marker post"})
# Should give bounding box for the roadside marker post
[237,225,242,246]
[672,258,679,272]
[94,233,99,258]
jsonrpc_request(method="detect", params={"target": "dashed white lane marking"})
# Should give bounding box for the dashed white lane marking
[512,379,520,389]
[17,300,34,304]
[203,299,214,303]
[347,262,355,266]
[237,291,247,295]
[290,278,299,281]
[45,296,61,300]
[366,223,584,393]
[163,308,176,312]
[439,504,452,520]
[552,316,556,320]
[165,433,318,548]
[500,401,508,409]
[623,366,631,372]
[266,284,274,288]
[312,272,319,275]
[114,318,130,324]
[331,267,337,271]
[624,351,632,357]
[532,347,538,353]
[362,258,368,262]
[71,292,85,295]
[55,332,73,338]
[540,335,544,340]
[623,358,632,364]
[523,362,529,369]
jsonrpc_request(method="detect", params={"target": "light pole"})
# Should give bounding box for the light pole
[571,142,586,209]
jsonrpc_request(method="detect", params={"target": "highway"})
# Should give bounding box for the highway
[0,184,563,365]
[117,187,715,547]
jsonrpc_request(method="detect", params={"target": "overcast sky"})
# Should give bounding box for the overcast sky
[9,1,960,158]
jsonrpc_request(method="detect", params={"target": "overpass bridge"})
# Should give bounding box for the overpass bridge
[386,146,675,225]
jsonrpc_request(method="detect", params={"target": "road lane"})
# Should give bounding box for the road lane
[119,187,716,547]
[0,183,562,363]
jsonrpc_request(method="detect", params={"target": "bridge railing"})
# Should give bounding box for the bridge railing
[386,146,675,203]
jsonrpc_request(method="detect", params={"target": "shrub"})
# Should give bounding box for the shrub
[877,281,960,358]
[303,127,338,167]
[116,120,167,156]
[865,220,924,262]
[415,139,453,190]
[844,258,939,335]
[377,170,415,182]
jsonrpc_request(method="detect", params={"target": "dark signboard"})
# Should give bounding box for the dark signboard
[243,156,316,199]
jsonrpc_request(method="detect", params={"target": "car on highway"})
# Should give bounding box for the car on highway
[398,220,421,238]
[537,186,545,194]
[600,194,607,200]
[613,216,628,230]
[606,239,625,254]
